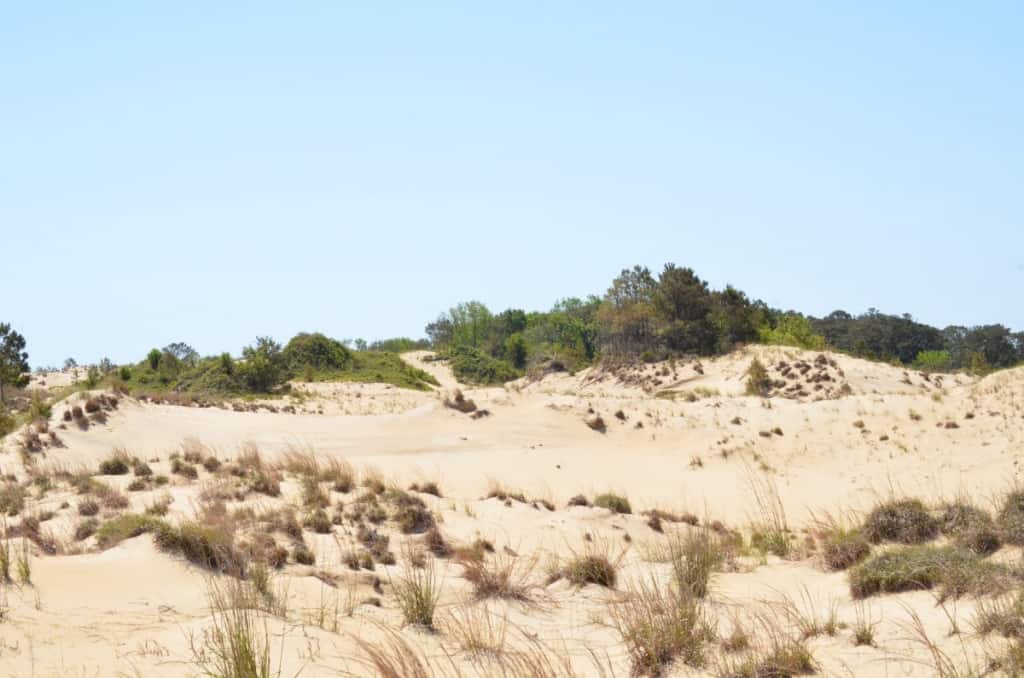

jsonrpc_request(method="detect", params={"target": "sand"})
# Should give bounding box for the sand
[1,347,1022,676]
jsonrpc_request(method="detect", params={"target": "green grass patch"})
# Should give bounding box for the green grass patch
[849,544,1015,599]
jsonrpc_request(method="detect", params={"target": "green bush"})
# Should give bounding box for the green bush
[282,332,353,373]
[862,498,938,544]
[448,346,519,385]
[594,493,632,514]
[913,350,952,372]
[95,514,168,549]
[998,490,1024,545]
[849,545,1011,599]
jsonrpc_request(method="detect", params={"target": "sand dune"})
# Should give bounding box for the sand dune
[1,348,1022,676]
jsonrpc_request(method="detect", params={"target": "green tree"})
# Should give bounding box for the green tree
[0,323,29,403]
[147,348,162,370]
[758,313,826,350]
[913,350,951,372]
[239,337,285,392]
[503,333,528,369]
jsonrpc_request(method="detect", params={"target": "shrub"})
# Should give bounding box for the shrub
[98,453,131,475]
[594,493,632,515]
[862,498,938,544]
[940,502,1001,555]
[460,551,536,601]
[78,499,100,516]
[75,518,99,541]
[303,509,332,534]
[293,544,315,565]
[849,545,1011,599]
[821,529,871,570]
[388,490,435,534]
[95,514,167,549]
[745,358,772,396]
[442,389,476,413]
[998,490,1024,545]
[0,482,26,516]
[194,578,273,678]
[282,332,353,373]
[448,346,519,385]
[172,458,199,479]
[564,544,620,588]
[155,521,246,576]
[585,415,607,433]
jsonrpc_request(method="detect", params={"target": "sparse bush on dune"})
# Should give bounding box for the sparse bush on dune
[442,388,477,413]
[940,501,1001,554]
[820,528,871,570]
[594,492,631,515]
[998,489,1024,545]
[849,544,1013,599]
[862,498,938,544]
[745,358,772,397]
[560,538,623,589]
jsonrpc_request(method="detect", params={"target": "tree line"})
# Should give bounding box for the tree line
[426,264,1024,384]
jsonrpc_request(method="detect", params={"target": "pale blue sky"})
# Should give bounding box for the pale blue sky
[3,2,1022,367]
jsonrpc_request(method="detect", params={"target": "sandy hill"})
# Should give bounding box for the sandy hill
[1,348,1023,676]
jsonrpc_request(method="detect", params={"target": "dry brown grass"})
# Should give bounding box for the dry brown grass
[459,550,539,601]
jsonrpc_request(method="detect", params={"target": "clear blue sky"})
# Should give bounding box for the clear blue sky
[3,2,1022,367]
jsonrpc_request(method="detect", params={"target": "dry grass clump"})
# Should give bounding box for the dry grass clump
[156,519,247,576]
[424,526,451,557]
[998,489,1024,545]
[302,508,332,534]
[97,447,134,475]
[668,528,724,599]
[818,525,871,570]
[95,513,167,549]
[940,501,1001,555]
[485,480,527,504]
[849,544,1014,600]
[744,358,772,397]
[357,525,396,565]
[409,481,442,498]
[611,575,714,675]
[0,482,27,517]
[746,469,790,557]
[441,604,509,657]
[75,517,99,541]
[386,488,436,534]
[392,556,442,629]
[974,591,1024,639]
[460,550,538,601]
[567,494,590,508]
[77,498,100,516]
[172,457,199,480]
[559,538,623,588]
[191,577,274,678]
[585,414,607,433]
[443,389,477,413]
[593,492,632,515]
[862,498,938,544]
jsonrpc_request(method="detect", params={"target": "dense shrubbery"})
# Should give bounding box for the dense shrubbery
[110,333,438,397]
[426,263,1023,383]
[447,346,518,386]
